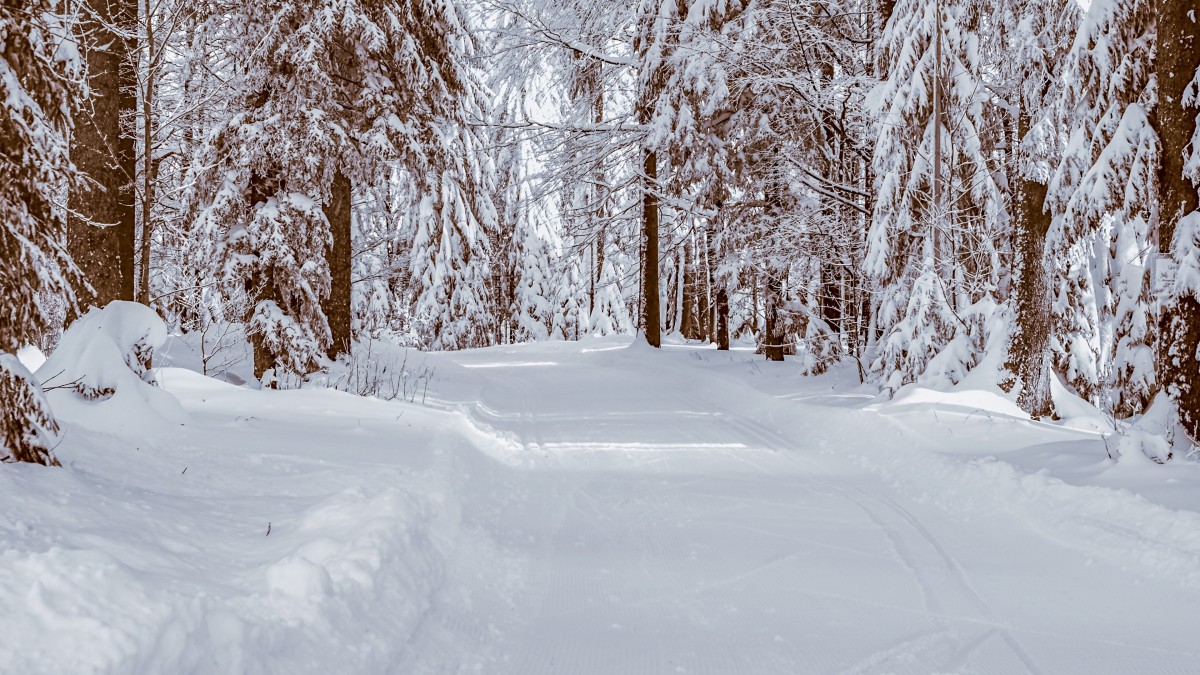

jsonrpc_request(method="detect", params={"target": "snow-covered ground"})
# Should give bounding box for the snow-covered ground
[5,335,1200,673]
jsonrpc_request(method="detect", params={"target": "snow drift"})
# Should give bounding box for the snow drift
[36,301,187,431]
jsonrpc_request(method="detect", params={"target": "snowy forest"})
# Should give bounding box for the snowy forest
[5,0,1200,672]
[5,0,1200,463]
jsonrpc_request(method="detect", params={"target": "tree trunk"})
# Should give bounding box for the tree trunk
[715,286,730,351]
[763,273,785,361]
[323,171,353,360]
[69,0,137,313]
[750,277,759,335]
[1007,108,1054,418]
[136,8,155,305]
[763,149,787,361]
[682,247,706,339]
[250,268,279,387]
[642,149,662,348]
[1157,0,1200,441]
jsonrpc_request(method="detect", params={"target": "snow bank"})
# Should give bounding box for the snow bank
[35,301,187,431]
[1111,392,1175,464]
[832,408,1200,590]
[0,481,453,674]
[1049,372,1114,433]
[880,383,1030,420]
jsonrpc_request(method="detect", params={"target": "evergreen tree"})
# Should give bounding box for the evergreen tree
[1047,0,1155,417]
[1156,0,1200,442]
[867,0,1003,392]
[186,0,486,379]
[990,0,1076,416]
[1,1,81,465]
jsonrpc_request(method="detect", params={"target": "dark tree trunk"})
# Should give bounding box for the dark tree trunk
[323,171,353,360]
[763,150,787,362]
[1157,0,1200,441]
[246,167,282,384]
[750,277,759,335]
[706,208,730,350]
[250,268,279,386]
[642,149,661,348]
[1007,109,1054,418]
[821,265,843,332]
[763,273,785,361]
[69,0,136,312]
[715,286,730,351]
[137,11,156,306]
[680,249,695,338]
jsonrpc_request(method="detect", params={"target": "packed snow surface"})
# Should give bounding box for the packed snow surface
[4,336,1200,673]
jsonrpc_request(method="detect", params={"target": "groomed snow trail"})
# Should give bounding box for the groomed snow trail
[7,339,1200,674]
[408,343,1200,674]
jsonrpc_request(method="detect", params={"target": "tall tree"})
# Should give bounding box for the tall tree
[1047,0,1156,417]
[1001,0,1075,417]
[1,0,81,465]
[187,0,487,380]
[1156,0,1200,441]
[69,0,137,311]
[867,0,1003,392]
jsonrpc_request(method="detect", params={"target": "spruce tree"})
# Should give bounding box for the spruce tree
[1,1,81,465]
[1047,0,1155,416]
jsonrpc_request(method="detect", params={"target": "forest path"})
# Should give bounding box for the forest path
[402,341,1200,675]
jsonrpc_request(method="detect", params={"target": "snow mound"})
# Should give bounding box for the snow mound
[1049,373,1114,433]
[16,345,46,372]
[880,383,1030,420]
[1112,392,1175,464]
[0,482,453,674]
[35,301,187,431]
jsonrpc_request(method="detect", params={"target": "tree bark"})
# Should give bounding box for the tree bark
[1007,108,1054,418]
[250,268,279,387]
[323,171,353,360]
[714,286,730,351]
[1156,0,1200,441]
[69,0,137,312]
[642,149,662,348]
[763,150,787,361]
[763,272,785,361]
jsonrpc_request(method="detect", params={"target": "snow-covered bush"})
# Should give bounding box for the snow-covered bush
[0,355,60,466]
[305,338,436,404]
[36,302,187,429]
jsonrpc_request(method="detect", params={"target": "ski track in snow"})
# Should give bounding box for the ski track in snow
[5,339,1200,673]
[411,346,1200,674]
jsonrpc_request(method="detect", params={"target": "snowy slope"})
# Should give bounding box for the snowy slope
[3,336,1200,673]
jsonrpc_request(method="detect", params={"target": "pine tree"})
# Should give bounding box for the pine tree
[186,0,487,378]
[1047,0,1155,416]
[999,0,1076,416]
[1,1,81,465]
[867,0,1003,392]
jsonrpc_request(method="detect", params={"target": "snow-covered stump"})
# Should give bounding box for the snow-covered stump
[35,302,187,432]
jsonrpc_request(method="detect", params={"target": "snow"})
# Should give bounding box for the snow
[34,301,187,432]
[4,336,1200,672]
